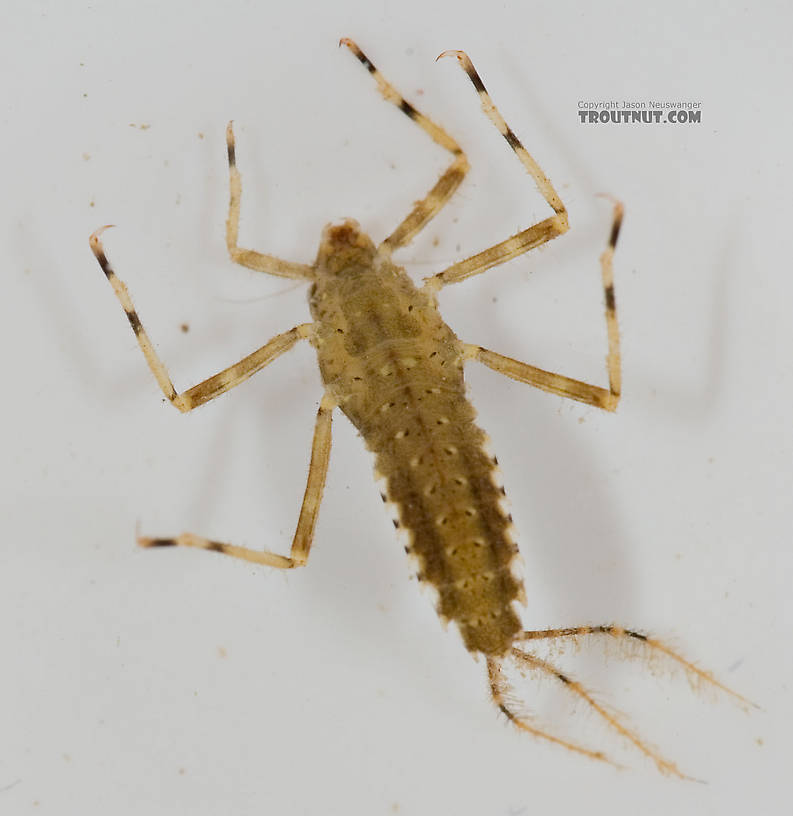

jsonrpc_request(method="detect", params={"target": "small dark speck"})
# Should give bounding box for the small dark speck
[180,323,190,333]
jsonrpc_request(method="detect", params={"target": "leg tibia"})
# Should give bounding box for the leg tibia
[139,395,336,567]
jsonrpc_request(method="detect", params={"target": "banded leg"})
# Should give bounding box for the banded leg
[141,393,336,567]
[463,199,623,412]
[426,50,569,290]
[339,38,470,252]
[515,625,754,709]
[225,121,315,280]
[89,226,313,412]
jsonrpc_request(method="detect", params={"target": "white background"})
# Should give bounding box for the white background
[2,1,791,814]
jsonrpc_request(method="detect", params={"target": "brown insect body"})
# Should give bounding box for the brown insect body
[310,220,522,655]
[90,41,749,776]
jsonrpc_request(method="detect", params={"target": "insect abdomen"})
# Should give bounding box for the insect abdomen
[310,253,523,656]
[371,390,523,656]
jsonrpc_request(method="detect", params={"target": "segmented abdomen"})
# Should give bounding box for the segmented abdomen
[310,267,523,656]
[365,370,522,656]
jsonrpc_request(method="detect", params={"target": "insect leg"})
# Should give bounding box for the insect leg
[339,38,469,252]
[426,50,569,290]
[139,393,336,567]
[225,122,315,280]
[89,226,313,412]
[462,199,623,412]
